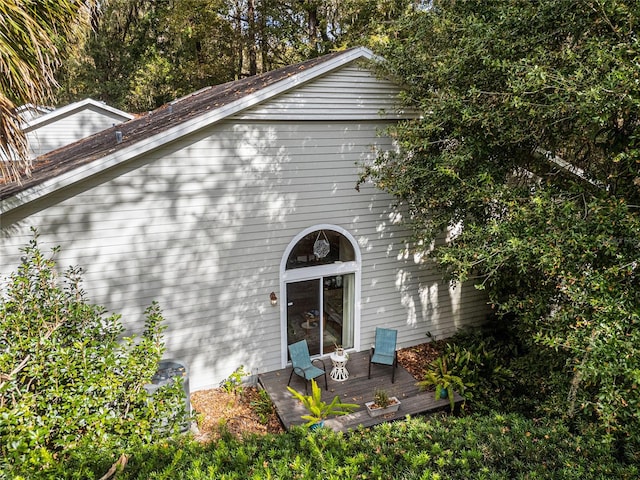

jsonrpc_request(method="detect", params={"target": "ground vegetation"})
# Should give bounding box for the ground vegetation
[25,326,639,478]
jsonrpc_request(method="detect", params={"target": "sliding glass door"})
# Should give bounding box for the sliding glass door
[286,274,354,357]
[287,279,321,356]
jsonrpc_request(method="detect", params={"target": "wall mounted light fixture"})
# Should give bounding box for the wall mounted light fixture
[270,292,278,306]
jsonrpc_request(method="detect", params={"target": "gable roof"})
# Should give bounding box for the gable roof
[0,47,383,210]
[20,98,134,132]
[17,104,54,123]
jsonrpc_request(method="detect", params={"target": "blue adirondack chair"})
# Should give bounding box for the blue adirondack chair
[368,327,398,383]
[287,340,328,392]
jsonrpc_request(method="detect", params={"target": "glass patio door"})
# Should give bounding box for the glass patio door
[286,274,354,358]
[287,279,322,356]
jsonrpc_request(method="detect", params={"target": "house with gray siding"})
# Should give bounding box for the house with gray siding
[20,98,133,158]
[0,47,488,391]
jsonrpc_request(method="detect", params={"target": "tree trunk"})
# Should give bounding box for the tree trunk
[308,3,318,54]
[233,0,243,77]
[247,0,257,75]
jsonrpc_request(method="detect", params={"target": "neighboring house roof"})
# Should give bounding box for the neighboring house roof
[16,104,54,123]
[534,148,604,189]
[20,98,134,132]
[18,98,135,160]
[1,47,386,209]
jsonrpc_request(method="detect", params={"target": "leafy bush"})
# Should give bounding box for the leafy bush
[287,379,358,427]
[418,326,515,412]
[0,233,187,478]
[370,0,640,456]
[446,324,640,462]
[417,355,472,410]
[94,414,638,479]
[220,365,248,395]
[250,388,275,425]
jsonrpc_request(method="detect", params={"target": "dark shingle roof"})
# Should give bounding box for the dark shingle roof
[0,49,357,200]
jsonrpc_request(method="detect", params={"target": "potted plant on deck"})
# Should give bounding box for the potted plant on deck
[416,356,470,410]
[365,388,401,417]
[287,379,358,429]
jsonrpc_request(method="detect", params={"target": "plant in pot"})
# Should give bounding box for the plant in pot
[416,356,471,410]
[365,388,401,417]
[333,342,347,357]
[287,379,358,429]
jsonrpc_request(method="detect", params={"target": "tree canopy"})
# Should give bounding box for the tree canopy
[55,0,422,111]
[366,0,640,448]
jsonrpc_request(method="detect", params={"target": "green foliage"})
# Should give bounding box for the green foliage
[65,414,639,479]
[417,355,471,410]
[373,388,391,408]
[220,365,248,395]
[55,0,417,111]
[287,379,358,427]
[439,327,515,411]
[364,0,640,449]
[0,0,87,181]
[0,233,187,478]
[249,388,274,425]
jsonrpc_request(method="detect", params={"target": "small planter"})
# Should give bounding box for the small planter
[310,420,325,430]
[365,397,401,417]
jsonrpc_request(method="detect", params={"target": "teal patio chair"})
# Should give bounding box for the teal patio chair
[368,327,398,383]
[287,340,328,392]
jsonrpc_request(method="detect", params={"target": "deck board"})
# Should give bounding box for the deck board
[258,350,462,432]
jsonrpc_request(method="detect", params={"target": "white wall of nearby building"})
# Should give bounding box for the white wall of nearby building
[22,99,133,158]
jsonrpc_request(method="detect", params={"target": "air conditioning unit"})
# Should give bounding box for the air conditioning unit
[145,359,191,432]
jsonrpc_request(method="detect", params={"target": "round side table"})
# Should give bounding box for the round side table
[329,351,349,382]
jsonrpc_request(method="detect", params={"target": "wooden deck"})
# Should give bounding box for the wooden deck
[258,350,462,432]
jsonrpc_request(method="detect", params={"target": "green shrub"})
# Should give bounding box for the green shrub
[250,388,275,424]
[417,355,472,410]
[105,414,638,479]
[447,324,640,462]
[220,365,248,395]
[0,233,187,478]
[440,327,516,411]
[418,326,516,411]
[287,378,358,427]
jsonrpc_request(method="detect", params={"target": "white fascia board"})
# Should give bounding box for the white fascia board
[535,147,604,188]
[2,48,379,214]
[21,98,134,131]
[17,103,52,116]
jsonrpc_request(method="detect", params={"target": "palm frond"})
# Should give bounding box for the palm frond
[0,0,89,183]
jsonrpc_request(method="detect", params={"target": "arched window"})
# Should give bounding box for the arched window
[281,226,360,360]
[285,229,355,269]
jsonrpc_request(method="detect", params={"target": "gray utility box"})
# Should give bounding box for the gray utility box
[145,359,191,431]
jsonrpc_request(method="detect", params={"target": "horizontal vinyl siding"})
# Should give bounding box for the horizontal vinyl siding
[358,220,490,350]
[1,120,487,391]
[233,66,409,121]
[26,108,129,157]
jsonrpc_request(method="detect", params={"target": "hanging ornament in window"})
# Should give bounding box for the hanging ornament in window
[313,231,330,258]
